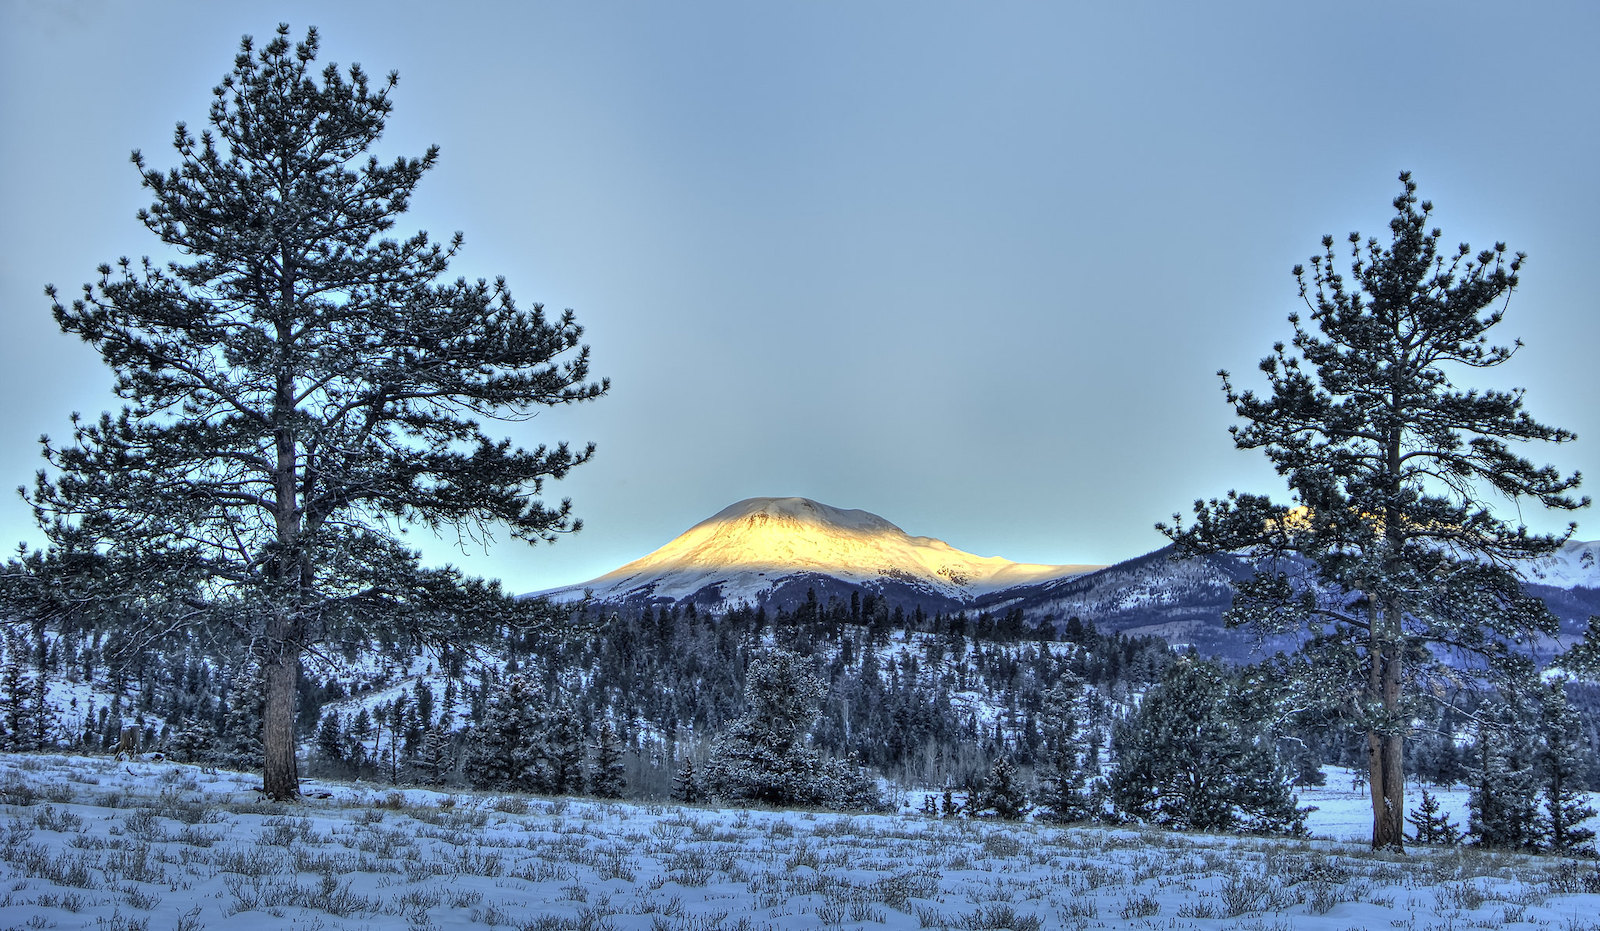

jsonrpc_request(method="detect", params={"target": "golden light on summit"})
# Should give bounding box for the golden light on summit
[546,497,1103,604]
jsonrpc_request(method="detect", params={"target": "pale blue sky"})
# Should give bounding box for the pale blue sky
[3,1,1597,592]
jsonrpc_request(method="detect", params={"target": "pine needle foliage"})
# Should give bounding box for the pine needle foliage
[970,756,1031,821]
[589,719,626,799]
[1162,172,1585,850]
[1107,658,1307,835]
[1466,692,1542,851]
[1034,676,1098,823]
[1407,788,1462,846]
[670,758,700,804]
[24,25,605,799]
[1536,679,1597,854]
[701,647,883,811]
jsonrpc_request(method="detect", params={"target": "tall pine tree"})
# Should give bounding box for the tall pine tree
[24,25,604,799]
[544,698,588,795]
[1164,173,1584,850]
[0,631,42,751]
[465,673,549,793]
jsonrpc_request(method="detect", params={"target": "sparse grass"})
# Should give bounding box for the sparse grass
[960,904,1042,930]
[36,890,88,912]
[0,775,36,806]
[1118,890,1160,919]
[31,805,84,833]
[1218,870,1294,917]
[0,752,1596,931]
[492,795,531,815]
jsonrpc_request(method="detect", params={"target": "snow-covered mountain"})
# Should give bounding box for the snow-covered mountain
[981,538,1600,663]
[972,545,1266,657]
[533,495,1600,662]
[537,496,1102,611]
[1518,539,1600,589]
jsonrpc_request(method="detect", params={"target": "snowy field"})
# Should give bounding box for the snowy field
[0,754,1596,930]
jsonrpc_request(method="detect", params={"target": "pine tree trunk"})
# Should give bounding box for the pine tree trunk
[1371,728,1405,850]
[261,630,301,801]
[262,321,303,803]
[1367,602,1406,851]
[1370,424,1409,851]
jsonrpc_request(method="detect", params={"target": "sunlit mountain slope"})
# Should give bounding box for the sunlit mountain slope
[537,496,1101,609]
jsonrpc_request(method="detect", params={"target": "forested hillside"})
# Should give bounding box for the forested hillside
[0,593,1175,789]
[4,586,1599,847]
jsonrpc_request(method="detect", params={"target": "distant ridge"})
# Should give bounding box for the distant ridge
[535,496,1101,611]
[532,496,1600,663]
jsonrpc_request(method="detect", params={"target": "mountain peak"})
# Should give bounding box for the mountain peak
[538,497,1101,608]
[706,497,905,535]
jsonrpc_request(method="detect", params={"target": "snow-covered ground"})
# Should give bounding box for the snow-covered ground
[0,754,1596,930]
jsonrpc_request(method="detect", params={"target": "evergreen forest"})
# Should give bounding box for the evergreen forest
[2,587,1597,853]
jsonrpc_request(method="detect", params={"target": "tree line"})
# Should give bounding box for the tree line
[1,588,1595,853]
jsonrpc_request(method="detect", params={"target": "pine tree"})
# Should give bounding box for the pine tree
[1467,694,1541,850]
[350,706,375,770]
[590,719,626,799]
[0,629,47,752]
[1408,721,1467,788]
[702,647,826,806]
[168,719,215,765]
[1108,659,1306,835]
[314,710,345,771]
[702,647,881,810]
[817,753,888,813]
[382,694,410,783]
[29,666,54,751]
[671,758,700,804]
[23,24,605,801]
[545,699,588,795]
[1408,788,1462,846]
[940,783,961,818]
[465,673,548,793]
[1035,677,1097,823]
[0,655,36,751]
[970,757,1030,820]
[414,681,436,730]
[218,662,265,770]
[1164,172,1584,850]
[1536,679,1597,854]
[442,676,458,721]
[418,713,456,787]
